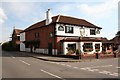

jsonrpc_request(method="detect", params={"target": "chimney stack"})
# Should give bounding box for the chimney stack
[46,9,52,25]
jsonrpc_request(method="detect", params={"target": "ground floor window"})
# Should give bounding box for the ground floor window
[95,44,100,52]
[83,43,93,52]
[67,43,76,54]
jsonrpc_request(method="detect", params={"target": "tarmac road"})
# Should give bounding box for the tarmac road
[2,51,119,80]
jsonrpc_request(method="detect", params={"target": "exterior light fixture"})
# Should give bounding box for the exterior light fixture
[80,26,85,37]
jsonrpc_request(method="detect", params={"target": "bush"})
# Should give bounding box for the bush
[76,49,81,55]
[2,41,15,51]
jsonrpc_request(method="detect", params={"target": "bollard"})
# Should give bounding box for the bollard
[96,53,99,59]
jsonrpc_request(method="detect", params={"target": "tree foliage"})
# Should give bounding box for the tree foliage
[2,41,15,51]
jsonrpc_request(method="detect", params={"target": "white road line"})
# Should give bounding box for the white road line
[99,71,111,74]
[116,67,120,69]
[66,65,72,67]
[109,73,118,76]
[101,65,112,67]
[19,60,30,66]
[80,68,88,70]
[82,65,113,69]
[40,69,66,80]
[12,57,15,58]
[87,68,96,72]
[73,67,78,69]
[91,69,99,72]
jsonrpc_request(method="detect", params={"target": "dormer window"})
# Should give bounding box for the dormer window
[65,26,73,33]
[90,29,96,35]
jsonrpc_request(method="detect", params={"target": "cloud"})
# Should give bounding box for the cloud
[0,8,7,25]
[79,0,119,19]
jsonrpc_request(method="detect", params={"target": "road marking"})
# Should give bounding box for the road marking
[87,68,96,72]
[66,65,72,67]
[99,71,111,74]
[82,65,113,69]
[109,73,118,76]
[19,60,30,66]
[80,68,88,70]
[73,67,78,69]
[40,69,66,80]
[91,69,99,71]
[12,57,15,58]
[116,67,120,69]
[101,65,112,67]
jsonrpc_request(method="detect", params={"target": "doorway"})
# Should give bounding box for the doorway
[48,43,52,55]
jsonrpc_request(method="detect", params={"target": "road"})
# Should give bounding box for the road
[2,51,119,80]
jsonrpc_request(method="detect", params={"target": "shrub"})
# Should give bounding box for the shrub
[2,41,15,51]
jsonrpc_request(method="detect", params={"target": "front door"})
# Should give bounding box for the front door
[48,43,52,55]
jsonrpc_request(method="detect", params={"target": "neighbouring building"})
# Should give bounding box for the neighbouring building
[20,9,102,55]
[12,28,23,51]
[102,38,114,53]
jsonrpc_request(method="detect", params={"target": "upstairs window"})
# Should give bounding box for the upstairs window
[65,26,73,33]
[35,33,39,38]
[90,29,96,35]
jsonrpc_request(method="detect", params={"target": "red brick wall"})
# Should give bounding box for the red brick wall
[25,23,56,49]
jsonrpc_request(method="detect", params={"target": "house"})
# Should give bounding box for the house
[20,9,102,55]
[12,28,23,51]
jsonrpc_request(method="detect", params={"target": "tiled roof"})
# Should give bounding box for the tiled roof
[24,15,102,31]
[24,20,46,31]
[52,15,102,29]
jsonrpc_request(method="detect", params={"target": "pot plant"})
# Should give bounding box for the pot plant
[76,49,82,59]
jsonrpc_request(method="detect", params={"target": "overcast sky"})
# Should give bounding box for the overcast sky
[0,0,119,43]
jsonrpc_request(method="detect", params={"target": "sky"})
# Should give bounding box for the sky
[0,0,119,43]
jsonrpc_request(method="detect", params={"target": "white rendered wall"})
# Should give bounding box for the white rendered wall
[35,49,57,55]
[55,24,101,37]
[20,32,25,41]
[20,32,25,51]
[20,43,25,51]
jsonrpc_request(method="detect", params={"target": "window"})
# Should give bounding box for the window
[95,44,100,52]
[83,43,93,52]
[58,25,64,31]
[65,26,73,33]
[90,29,96,35]
[96,29,100,34]
[35,33,39,38]
[67,44,76,53]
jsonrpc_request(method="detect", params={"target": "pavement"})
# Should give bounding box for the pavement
[17,51,116,62]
